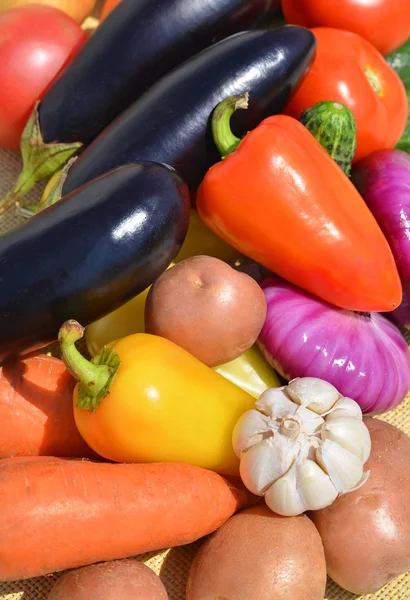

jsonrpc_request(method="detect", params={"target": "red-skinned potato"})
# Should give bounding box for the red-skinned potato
[310,419,410,595]
[47,560,168,600]
[144,255,267,367]
[186,505,327,600]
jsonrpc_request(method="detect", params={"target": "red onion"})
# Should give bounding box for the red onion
[257,275,410,415]
[351,149,410,329]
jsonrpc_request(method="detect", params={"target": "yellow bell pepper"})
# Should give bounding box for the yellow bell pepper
[215,346,281,398]
[174,208,239,264]
[60,320,255,476]
[85,286,150,356]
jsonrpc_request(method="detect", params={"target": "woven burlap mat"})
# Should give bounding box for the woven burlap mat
[1,142,410,600]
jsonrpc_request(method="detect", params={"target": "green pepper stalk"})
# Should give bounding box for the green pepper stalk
[59,320,121,412]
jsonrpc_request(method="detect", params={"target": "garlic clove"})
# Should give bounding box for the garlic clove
[316,439,364,493]
[264,464,307,516]
[321,416,371,463]
[325,397,363,421]
[296,459,338,511]
[232,409,271,456]
[239,436,298,496]
[264,459,338,516]
[287,377,340,415]
[341,470,370,495]
[296,405,324,436]
[255,386,297,419]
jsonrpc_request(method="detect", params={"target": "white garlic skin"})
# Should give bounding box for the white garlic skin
[326,397,363,421]
[287,377,340,414]
[233,377,372,517]
[316,439,364,493]
[232,409,270,457]
[265,459,338,517]
[321,416,371,463]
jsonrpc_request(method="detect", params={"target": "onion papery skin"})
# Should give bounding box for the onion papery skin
[257,275,410,415]
[352,149,410,329]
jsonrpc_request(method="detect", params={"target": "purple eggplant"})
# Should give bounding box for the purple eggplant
[0,0,279,215]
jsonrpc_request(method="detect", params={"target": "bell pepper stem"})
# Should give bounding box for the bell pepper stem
[59,320,121,412]
[0,103,82,217]
[212,92,249,159]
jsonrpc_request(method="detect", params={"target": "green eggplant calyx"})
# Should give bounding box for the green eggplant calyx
[59,320,121,413]
[0,103,82,218]
[34,157,77,216]
[212,92,249,159]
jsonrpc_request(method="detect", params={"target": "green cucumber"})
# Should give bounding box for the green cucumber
[386,38,410,153]
[300,101,357,177]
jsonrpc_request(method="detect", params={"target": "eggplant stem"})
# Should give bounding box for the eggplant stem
[212,92,249,159]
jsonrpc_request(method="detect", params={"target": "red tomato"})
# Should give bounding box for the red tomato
[284,28,408,163]
[0,5,87,150]
[282,0,410,55]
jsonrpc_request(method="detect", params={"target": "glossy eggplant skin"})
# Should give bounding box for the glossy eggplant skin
[40,0,278,146]
[0,163,190,364]
[63,26,316,195]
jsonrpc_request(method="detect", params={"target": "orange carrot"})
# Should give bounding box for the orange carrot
[0,457,248,581]
[0,354,97,459]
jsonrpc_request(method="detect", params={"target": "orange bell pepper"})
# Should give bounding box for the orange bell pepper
[196,94,402,313]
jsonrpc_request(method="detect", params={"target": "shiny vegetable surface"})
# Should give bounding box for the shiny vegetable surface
[257,276,410,415]
[60,321,255,475]
[0,4,86,150]
[145,256,267,367]
[214,346,281,399]
[175,209,239,264]
[42,0,280,147]
[60,26,316,198]
[352,149,410,329]
[282,0,410,55]
[310,419,410,595]
[0,163,189,364]
[0,0,284,213]
[0,0,96,23]
[187,506,327,600]
[196,97,401,312]
[284,28,408,162]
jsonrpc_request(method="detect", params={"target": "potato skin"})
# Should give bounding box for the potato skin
[186,505,327,600]
[310,418,410,595]
[47,560,168,600]
[145,255,267,367]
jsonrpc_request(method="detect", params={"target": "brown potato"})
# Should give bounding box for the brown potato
[186,505,327,600]
[145,255,267,367]
[310,418,410,595]
[47,560,168,600]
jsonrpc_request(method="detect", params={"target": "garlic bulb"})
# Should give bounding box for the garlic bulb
[232,377,371,516]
